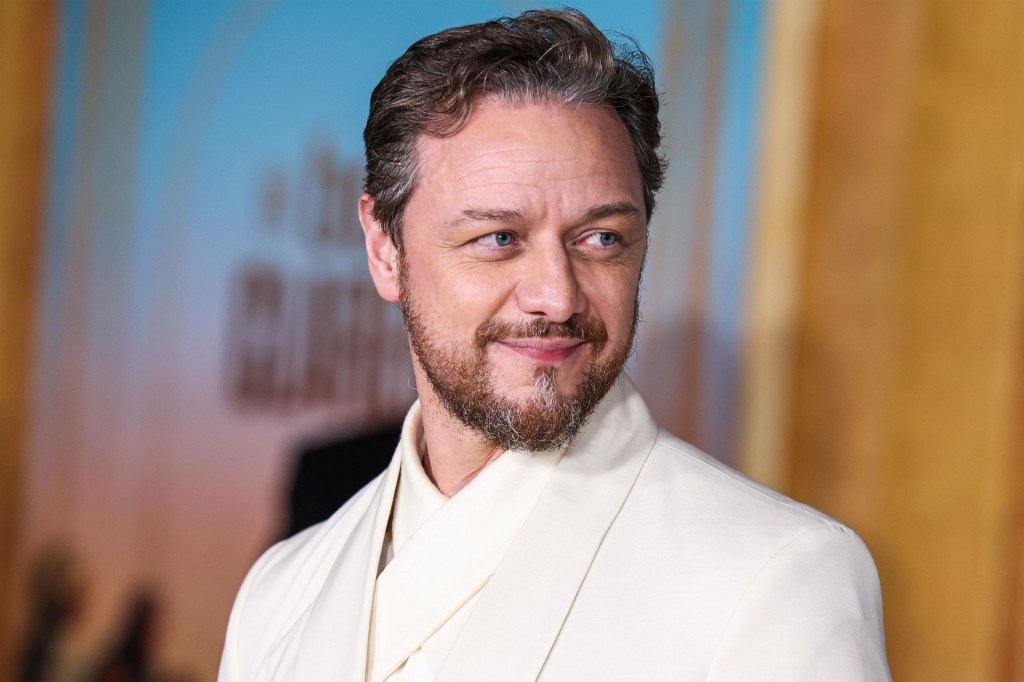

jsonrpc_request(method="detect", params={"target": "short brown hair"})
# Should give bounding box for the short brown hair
[362,8,666,248]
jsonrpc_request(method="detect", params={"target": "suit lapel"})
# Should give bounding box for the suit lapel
[293,429,403,682]
[437,376,659,681]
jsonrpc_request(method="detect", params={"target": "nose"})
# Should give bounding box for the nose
[514,242,584,323]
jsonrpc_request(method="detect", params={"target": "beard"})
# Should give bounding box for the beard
[398,263,637,452]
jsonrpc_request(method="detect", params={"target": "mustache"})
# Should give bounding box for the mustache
[476,315,609,347]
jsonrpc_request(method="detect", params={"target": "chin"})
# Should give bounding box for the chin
[496,366,577,397]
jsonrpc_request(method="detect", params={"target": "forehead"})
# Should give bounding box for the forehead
[407,97,644,224]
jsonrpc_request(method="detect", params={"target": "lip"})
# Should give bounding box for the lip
[496,337,587,363]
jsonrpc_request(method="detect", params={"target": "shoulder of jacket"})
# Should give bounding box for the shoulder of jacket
[643,429,848,535]
[235,473,382,627]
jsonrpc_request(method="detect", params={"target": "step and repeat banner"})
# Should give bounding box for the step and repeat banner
[15,0,764,678]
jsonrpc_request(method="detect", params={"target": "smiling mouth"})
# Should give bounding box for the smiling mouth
[496,337,587,363]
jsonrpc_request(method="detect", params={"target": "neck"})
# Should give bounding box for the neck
[413,373,505,498]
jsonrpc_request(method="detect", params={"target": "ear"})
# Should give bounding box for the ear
[359,194,400,303]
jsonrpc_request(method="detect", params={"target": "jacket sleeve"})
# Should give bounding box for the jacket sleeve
[706,523,891,682]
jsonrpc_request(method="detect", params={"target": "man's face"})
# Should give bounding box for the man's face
[369,97,647,450]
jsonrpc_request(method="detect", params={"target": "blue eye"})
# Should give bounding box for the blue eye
[597,232,618,246]
[493,231,514,247]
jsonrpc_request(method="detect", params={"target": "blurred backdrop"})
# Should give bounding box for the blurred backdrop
[2,0,1022,680]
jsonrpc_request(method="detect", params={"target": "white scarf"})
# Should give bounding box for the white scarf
[368,407,563,682]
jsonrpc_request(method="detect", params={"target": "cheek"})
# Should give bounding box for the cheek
[410,260,515,328]
[606,291,640,335]
[580,268,641,322]
[446,264,522,314]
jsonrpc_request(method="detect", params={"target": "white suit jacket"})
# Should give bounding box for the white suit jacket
[219,377,890,681]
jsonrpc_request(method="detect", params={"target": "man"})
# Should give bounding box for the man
[220,9,891,681]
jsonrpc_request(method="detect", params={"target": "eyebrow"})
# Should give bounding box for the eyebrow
[580,201,643,222]
[447,201,642,230]
[453,208,525,227]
